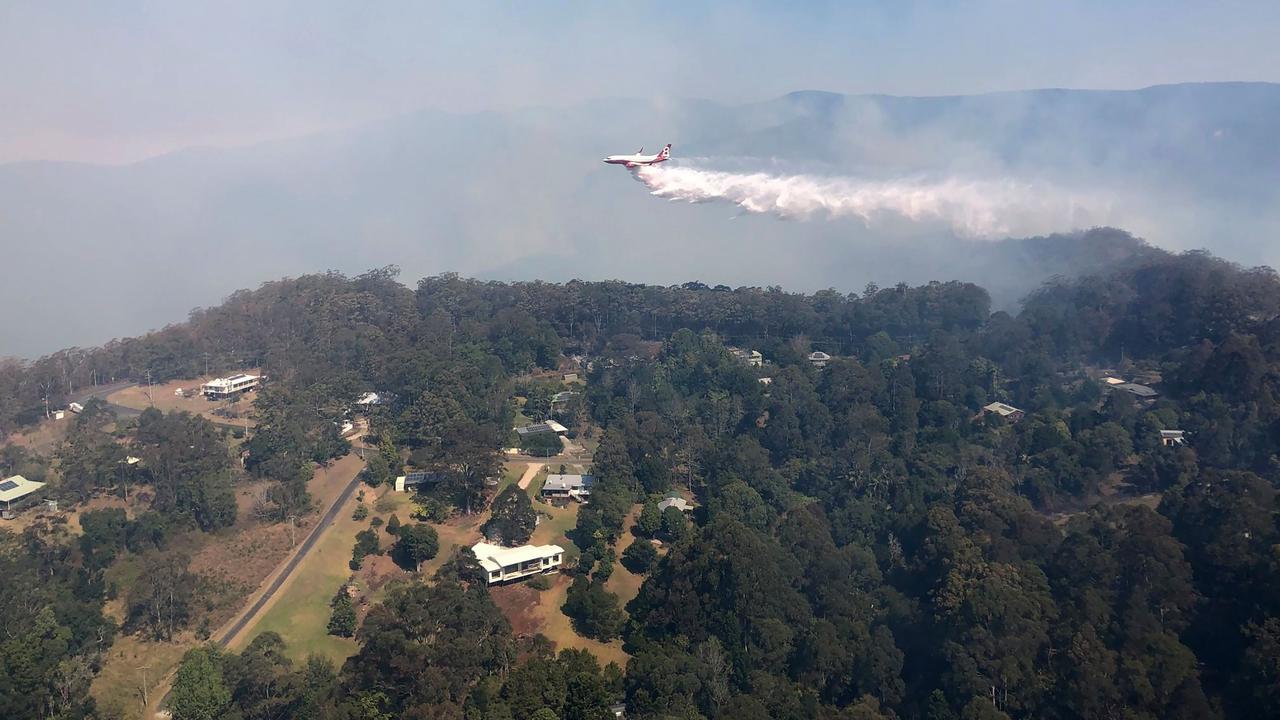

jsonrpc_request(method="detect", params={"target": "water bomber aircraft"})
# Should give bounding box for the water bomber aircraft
[603,143,671,168]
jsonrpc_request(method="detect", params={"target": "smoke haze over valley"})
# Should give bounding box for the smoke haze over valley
[3,83,1280,357]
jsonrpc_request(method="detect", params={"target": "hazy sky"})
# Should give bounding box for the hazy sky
[4,1,1279,164]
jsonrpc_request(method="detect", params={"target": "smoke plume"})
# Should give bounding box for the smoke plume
[635,164,1112,239]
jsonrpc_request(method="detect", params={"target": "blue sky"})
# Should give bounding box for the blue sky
[3,1,1278,163]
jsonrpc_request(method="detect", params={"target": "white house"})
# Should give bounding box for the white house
[0,475,46,513]
[542,474,594,501]
[808,351,832,369]
[201,374,260,399]
[1160,430,1187,446]
[472,541,564,584]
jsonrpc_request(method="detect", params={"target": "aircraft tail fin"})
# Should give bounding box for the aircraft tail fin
[656,144,671,161]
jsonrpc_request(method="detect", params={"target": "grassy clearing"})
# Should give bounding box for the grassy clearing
[537,574,630,669]
[498,461,527,493]
[604,504,646,606]
[229,489,362,665]
[110,377,258,435]
[531,496,580,555]
[417,509,488,578]
[91,633,191,719]
[221,453,369,664]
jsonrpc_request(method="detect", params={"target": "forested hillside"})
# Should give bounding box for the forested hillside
[3,249,1280,719]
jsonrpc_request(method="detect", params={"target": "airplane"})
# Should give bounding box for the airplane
[603,143,671,168]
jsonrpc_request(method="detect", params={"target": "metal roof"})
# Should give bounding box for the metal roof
[0,475,46,503]
[543,474,594,491]
[471,542,564,573]
[983,402,1023,416]
[658,497,693,512]
[1116,382,1158,397]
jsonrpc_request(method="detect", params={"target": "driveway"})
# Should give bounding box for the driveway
[517,462,544,490]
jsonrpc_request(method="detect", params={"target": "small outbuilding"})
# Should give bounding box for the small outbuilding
[1160,430,1187,447]
[395,471,448,493]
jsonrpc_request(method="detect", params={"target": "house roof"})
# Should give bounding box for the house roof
[202,374,259,389]
[471,542,565,573]
[1116,382,1158,397]
[983,402,1023,416]
[516,420,568,436]
[399,471,448,487]
[543,474,594,491]
[0,475,46,503]
[356,391,388,405]
[658,497,693,512]
[808,351,832,360]
[1160,430,1185,438]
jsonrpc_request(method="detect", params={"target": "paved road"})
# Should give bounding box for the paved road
[71,381,143,418]
[216,468,364,646]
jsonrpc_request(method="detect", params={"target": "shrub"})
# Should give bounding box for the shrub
[527,574,553,591]
[482,485,537,546]
[561,576,625,641]
[352,504,369,521]
[328,593,357,637]
[392,523,440,572]
[350,529,381,570]
[374,494,397,513]
[622,539,658,574]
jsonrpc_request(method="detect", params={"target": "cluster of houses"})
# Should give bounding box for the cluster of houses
[977,379,1187,447]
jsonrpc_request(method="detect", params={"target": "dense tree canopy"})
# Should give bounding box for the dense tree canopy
[3,242,1280,718]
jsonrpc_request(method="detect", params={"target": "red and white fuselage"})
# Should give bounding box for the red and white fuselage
[603,143,671,168]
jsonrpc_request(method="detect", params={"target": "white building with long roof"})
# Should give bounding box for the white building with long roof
[471,541,564,585]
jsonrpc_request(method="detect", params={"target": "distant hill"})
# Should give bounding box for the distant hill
[2,82,1277,357]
